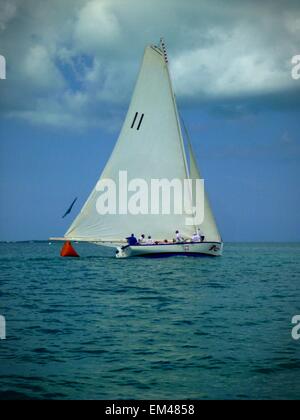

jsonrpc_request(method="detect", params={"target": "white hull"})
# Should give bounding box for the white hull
[116,242,223,258]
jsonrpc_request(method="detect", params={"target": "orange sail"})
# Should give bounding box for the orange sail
[60,241,79,258]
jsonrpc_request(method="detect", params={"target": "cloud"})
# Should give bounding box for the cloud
[0,0,20,31]
[172,25,293,99]
[24,45,65,90]
[0,0,300,129]
[74,0,121,53]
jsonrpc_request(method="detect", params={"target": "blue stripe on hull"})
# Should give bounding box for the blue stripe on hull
[134,252,218,258]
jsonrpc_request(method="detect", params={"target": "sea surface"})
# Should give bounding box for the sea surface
[0,242,299,400]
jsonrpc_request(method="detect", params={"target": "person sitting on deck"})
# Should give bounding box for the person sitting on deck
[147,236,154,245]
[138,234,146,244]
[192,232,201,242]
[126,234,138,246]
[197,228,205,242]
[175,230,184,242]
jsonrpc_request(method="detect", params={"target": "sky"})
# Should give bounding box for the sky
[0,0,300,242]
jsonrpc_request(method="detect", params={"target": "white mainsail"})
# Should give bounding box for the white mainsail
[65,42,220,244]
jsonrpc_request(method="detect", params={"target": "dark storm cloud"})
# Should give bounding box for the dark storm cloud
[0,0,300,128]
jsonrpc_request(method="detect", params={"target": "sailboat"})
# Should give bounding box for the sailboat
[52,40,223,258]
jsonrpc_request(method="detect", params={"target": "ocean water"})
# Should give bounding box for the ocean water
[0,241,299,400]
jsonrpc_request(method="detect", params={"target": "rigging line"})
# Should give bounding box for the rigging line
[179,112,193,152]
